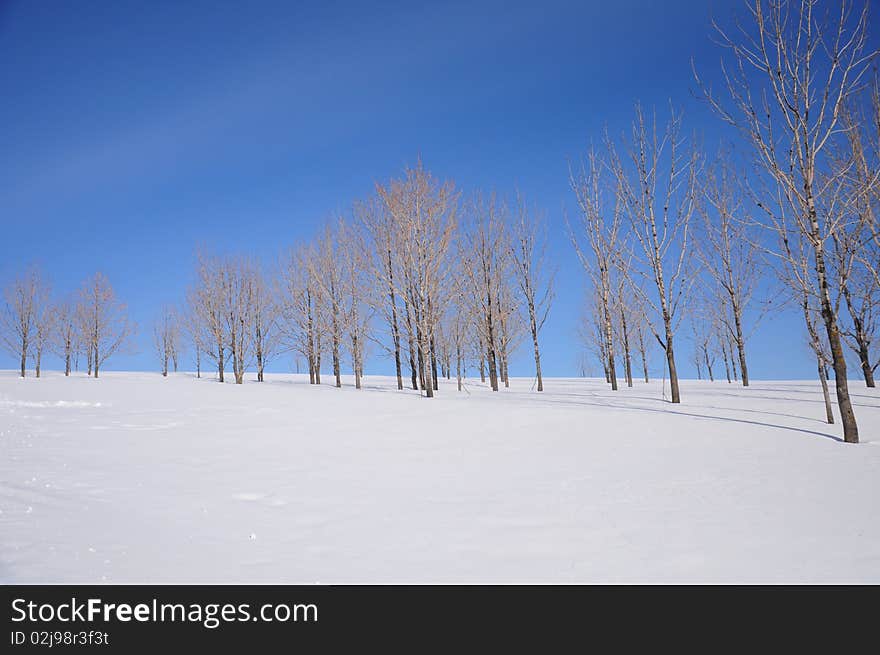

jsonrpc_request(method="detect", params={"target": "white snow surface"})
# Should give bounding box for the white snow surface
[1,370,878,583]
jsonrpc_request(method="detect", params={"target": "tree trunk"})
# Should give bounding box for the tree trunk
[620,306,633,388]
[603,305,618,391]
[810,203,858,442]
[818,359,834,425]
[387,251,404,391]
[857,340,875,388]
[256,324,264,382]
[638,328,648,383]
[665,330,680,403]
[430,335,439,391]
[531,315,544,392]
[732,305,749,387]
[20,338,27,378]
[721,339,731,383]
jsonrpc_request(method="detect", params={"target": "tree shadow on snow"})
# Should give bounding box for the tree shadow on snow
[525,394,845,443]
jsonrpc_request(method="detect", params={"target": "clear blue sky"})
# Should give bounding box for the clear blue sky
[0,0,850,379]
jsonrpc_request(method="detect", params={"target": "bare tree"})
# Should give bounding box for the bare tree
[223,257,257,385]
[569,147,623,391]
[252,265,280,382]
[832,97,880,387]
[79,272,134,378]
[52,297,78,376]
[461,192,507,392]
[358,195,406,390]
[696,147,763,386]
[31,298,55,378]
[696,0,878,441]
[377,161,457,398]
[607,105,700,403]
[310,223,346,388]
[153,305,182,377]
[279,245,324,384]
[510,193,554,391]
[1,266,49,378]
[338,218,373,388]
[191,252,228,382]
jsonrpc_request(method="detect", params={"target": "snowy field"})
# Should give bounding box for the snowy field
[1,370,878,584]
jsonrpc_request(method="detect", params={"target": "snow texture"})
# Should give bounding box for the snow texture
[1,370,878,583]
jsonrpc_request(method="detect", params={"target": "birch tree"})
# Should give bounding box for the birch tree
[510,194,554,391]
[607,105,700,403]
[696,148,763,387]
[570,147,623,390]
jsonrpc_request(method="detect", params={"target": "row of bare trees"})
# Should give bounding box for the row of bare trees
[572,0,878,443]
[0,269,134,378]
[176,162,554,396]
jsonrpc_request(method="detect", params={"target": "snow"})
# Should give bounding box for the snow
[1,370,878,583]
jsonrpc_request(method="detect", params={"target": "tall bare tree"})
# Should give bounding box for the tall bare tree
[696,148,763,386]
[377,161,457,398]
[358,195,406,390]
[461,192,507,392]
[310,223,346,388]
[510,194,554,391]
[607,106,700,403]
[570,147,623,391]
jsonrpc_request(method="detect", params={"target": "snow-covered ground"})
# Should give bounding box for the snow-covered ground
[1,370,878,583]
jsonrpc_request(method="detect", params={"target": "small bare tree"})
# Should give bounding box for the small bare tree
[79,272,134,378]
[52,297,78,376]
[1,266,49,378]
[31,299,55,378]
[511,193,554,391]
[153,305,182,377]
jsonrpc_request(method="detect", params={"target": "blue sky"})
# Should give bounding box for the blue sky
[0,0,853,379]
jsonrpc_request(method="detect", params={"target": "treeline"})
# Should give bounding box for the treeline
[0,270,134,379]
[170,162,554,397]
